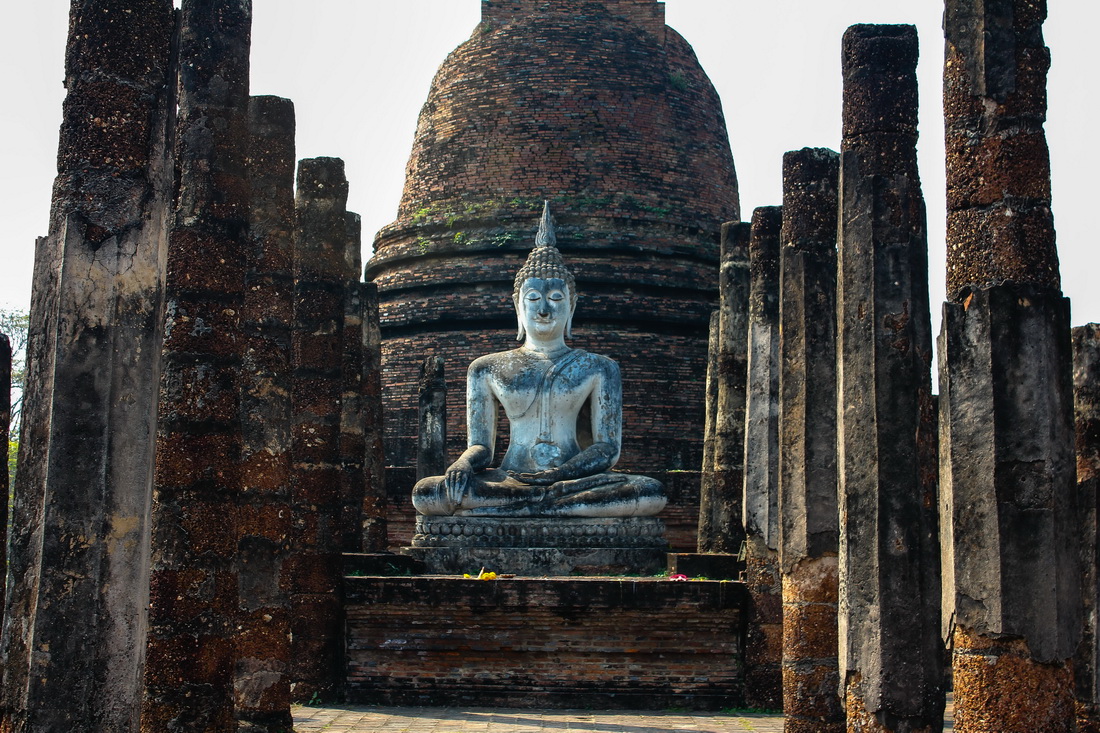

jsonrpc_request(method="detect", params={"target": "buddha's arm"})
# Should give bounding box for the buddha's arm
[444,363,497,498]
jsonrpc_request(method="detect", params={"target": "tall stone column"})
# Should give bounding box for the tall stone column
[290,157,351,701]
[417,355,447,481]
[698,222,750,553]
[360,282,388,551]
[837,24,944,732]
[700,309,720,522]
[340,213,367,551]
[1075,324,1100,732]
[143,1,252,731]
[778,147,843,733]
[234,94,296,732]
[0,334,9,646]
[0,2,175,731]
[940,1,1080,730]
[741,206,783,710]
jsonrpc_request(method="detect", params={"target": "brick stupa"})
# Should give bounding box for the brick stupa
[367,0,739,476]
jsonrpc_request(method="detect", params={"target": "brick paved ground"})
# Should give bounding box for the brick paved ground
[293,702,955,732]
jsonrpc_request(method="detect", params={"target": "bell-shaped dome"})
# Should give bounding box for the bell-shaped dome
[386,0,737,234]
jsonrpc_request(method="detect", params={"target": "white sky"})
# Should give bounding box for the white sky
[2,1,1097,337]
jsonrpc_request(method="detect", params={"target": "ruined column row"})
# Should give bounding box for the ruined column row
[0,1,386,732]
[704,3,1087,730]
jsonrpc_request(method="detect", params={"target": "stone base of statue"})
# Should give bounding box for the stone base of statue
[400,515,668,576]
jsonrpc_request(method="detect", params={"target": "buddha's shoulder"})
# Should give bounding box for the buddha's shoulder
[567,349,619,375]
[468,348,527,376]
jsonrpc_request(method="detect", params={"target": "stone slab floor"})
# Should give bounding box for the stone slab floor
[292,704,956,732]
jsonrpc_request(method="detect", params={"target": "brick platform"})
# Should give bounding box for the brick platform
[345,576,748,709]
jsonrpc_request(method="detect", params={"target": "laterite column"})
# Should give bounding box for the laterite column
[0,2,174,731]
[417,355,447,481]
[340,213,367,551]
[698,222,750,553]
[0,335,9,663]
[940,1,1080,729]
[360,282,388,550]
[778,148,843,733]
[234,94,297,732]
[742,206,783,710]
[143,1,252,730]
[290,157,352,701]
[837,24,943,732]
[1075,324,1100,732]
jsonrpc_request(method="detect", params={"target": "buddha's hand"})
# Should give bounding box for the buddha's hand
[548,473,629,497]
[444,461,473,506]
[508,467,563,486]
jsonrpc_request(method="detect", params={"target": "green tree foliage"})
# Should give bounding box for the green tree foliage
[0,308,28,489]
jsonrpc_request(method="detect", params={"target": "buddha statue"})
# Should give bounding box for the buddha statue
[412,203,667,518]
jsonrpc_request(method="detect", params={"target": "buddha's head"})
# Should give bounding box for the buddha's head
[513,202,577,342]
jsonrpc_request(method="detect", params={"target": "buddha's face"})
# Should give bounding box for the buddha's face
[516,277,573,341]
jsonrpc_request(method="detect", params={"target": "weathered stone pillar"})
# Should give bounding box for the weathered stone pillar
[700,309,720,522]
[340,212,366,551]
[836,24,944,732]
[290,157,351,701]
[417,355,447,481]
[0,2,175,731]
[360,281,388,551]
[0,334,9,644]
[1075,324,1100,732]
[742,205,783,710]
[940,1,1080,729]
[698,222,750,553]
[778,147,843,733]
[143,1,252,731]
[234,94,296,732]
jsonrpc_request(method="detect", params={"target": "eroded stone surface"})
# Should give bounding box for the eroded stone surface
[837,23,944,731]
[698,222,750,553]
[1074,323,1100,731]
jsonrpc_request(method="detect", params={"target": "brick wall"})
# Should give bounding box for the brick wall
[345,576,747,709]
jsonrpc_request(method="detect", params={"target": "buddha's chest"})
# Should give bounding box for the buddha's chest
[490,367,595,424]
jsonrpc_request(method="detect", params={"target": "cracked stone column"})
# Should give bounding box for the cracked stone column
[142,1,252,731]
[778,147,843,733]
[700,309,720,530]
[0,2,175,731]
[340,213,367,552]
[939,1,1080,730]
[290,157,351,701]
[837,24,944,732]
[233,94,296,732]
[742,206,783,710]
[0,335,9,655]
[1075,324,1100,732]
[360,281,388,550]
[698,222,750,553]
[417,355,447,481]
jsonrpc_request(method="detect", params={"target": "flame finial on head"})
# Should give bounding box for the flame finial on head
[535,200,557,248]
[512,201,578,339]
[514,201,574,294]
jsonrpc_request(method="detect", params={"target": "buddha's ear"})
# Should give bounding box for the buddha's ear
[513,293,525,341]
[565,300,576,340]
